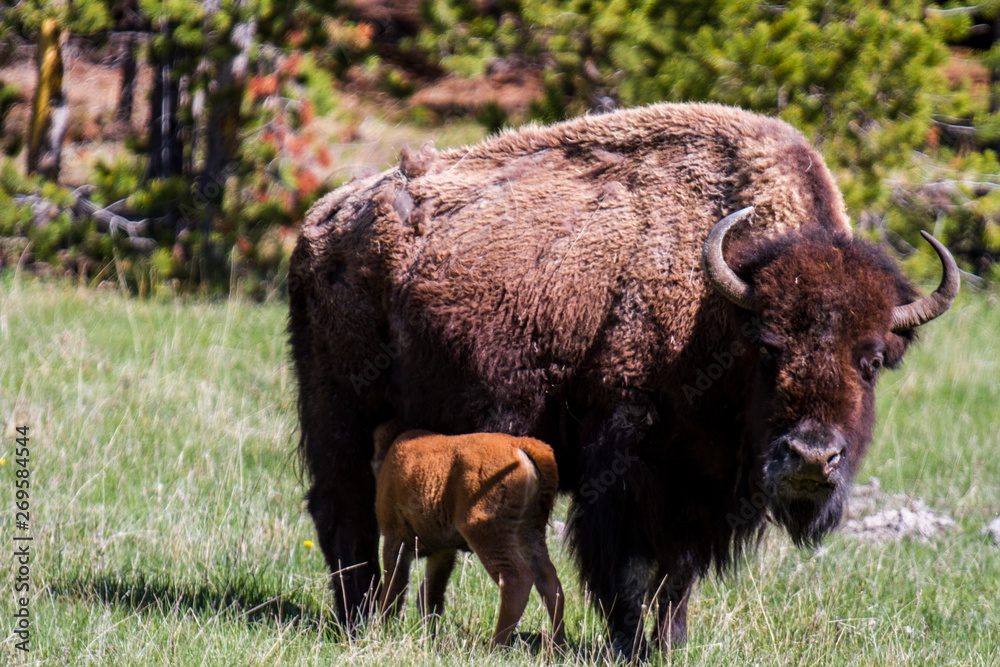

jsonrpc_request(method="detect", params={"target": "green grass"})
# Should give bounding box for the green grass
[1,277,998,665]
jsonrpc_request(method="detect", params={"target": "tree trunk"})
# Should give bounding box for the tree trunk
[117,34,137,125]
[193,18,256,288]
[146,22,184,181]
[27,18,68,182]
[200,21,256,232]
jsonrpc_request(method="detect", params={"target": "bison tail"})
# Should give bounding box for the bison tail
[516,439,560,518]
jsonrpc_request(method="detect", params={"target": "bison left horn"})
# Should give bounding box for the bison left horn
[702,206,759,311]
[890,231,959,331]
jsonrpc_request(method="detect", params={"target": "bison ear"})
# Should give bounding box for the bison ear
[882,329,915,370]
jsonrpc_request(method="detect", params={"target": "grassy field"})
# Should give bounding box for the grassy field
[0,275,998,666]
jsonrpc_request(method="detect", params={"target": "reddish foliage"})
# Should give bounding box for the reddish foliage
[316,146,333,168]
[283,53,304,77]
[248,74,280,100]
[358,22,376,43]
[926,124,940,149]
[285,134,311,157]
[295,168,321,200]
[298,100,315,126]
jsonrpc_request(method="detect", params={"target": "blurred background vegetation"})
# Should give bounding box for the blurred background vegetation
[1,0,1000,297]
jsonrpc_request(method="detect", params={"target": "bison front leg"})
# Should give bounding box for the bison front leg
[653,570,694,648]
[569,469,654,658]
[568,407,657,659]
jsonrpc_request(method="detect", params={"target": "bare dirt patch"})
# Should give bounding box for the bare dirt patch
[410,69,544,119]
[844,477,955,542]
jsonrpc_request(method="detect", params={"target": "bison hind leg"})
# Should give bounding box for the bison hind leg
[298,390,388,632]
[308,480,381,630]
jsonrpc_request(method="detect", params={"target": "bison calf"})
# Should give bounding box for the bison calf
[372,424,566,648]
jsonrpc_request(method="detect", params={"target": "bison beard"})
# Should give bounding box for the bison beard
[287,103,957,658]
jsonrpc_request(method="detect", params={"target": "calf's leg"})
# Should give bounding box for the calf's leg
[526,541,566,647]
[491,560,535,647]
[417,549,457,620]
[379,534,413,618]
[465,533,535,647]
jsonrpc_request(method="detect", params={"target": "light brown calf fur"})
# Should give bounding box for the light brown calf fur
[372,424,566,648]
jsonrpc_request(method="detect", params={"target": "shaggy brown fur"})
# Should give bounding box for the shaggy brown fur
[287,102,950,657]
[372,424,565,648]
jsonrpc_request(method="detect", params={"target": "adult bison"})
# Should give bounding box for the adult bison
[287,102,957,655]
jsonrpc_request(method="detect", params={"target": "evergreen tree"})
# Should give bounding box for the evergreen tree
[419,0,949,212]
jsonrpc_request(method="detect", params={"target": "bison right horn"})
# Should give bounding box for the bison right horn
[702,206,760,311]
[890,231,960,331]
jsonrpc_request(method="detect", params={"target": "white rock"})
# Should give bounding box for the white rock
[986,517,1000,545]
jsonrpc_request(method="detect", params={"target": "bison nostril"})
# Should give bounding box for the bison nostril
[777,438,799,462]
[782,438,843,477]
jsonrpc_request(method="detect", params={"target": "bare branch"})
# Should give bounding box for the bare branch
[71,190,150,237]
[931,119,977,136]
[11,186,157,251]
[925,4,986,18]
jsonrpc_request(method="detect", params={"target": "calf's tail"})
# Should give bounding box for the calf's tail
[516,439,560,519]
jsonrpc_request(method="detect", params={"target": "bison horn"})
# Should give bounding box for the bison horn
[702,206,760,311]
[890,231,960,331]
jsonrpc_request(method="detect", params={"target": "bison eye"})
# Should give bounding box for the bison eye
[758,344,780,372]
[860,355,883,383]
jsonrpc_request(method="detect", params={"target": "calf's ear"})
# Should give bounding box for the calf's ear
[373,419,404,460]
